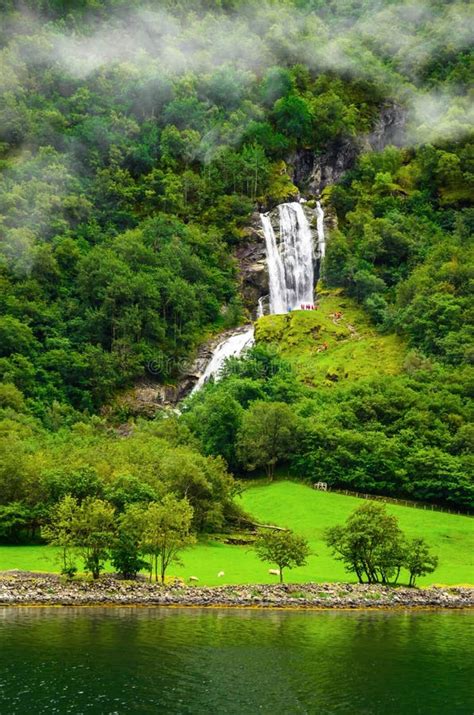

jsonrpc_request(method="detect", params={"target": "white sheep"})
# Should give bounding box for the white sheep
[217,571,225,578]
[189,576,199,582]
[268,569,281,576]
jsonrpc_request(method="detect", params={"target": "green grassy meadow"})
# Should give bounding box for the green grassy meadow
[1,481,472,587]
[255,290,406,387]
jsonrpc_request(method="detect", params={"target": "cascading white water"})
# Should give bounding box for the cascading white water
[190,326,254,394]
[260,201,315,314]
[259,212,288,314]
[190,199,325,393]
[316,200,326,259]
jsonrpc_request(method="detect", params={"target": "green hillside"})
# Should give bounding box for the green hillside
[255,291,406,388]
[1,482,472,586]
[0,0,472,564]
[237,481,474,586]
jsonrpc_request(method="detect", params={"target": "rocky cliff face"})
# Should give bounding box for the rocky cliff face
[236,211,269,317]
[290,102,407,195]
[236,104,406,312]
[366,102,407,151]
[112,323,258,414]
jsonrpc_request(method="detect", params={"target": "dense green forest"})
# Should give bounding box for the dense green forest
[0,0,472,543]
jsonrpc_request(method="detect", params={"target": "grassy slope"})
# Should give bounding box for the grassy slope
[255,289,406,387]
[1,482,472,586]
[0,298,467,586]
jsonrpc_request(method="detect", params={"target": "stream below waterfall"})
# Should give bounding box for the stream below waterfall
[190,326,255,394]
[191,199,325,391]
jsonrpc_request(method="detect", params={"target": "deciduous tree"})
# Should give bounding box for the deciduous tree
[405,537,439,587]
[74,498,116,580]
[237,401,299,479]
[142,496,195,583]
[254,529,310,583]
[326,503,406,584]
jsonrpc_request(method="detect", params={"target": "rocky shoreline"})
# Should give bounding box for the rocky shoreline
[0,574,472,609]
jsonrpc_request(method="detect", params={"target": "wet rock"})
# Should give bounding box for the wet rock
[236,212,269,316]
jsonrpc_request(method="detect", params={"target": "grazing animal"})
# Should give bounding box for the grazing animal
[268,569,281,576]
[189,576,199,582]
[217,571,225,577]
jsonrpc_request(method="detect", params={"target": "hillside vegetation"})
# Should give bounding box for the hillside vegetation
[0,0,472,550]
[1,482,472,585]
[255,291,406,387]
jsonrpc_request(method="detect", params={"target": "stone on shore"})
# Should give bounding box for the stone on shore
[0,574,472,610]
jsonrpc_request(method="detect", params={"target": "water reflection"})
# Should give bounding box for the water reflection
[0,608,472,714]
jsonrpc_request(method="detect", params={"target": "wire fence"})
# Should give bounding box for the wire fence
[326,488,472,517]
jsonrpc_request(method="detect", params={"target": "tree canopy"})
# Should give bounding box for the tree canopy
[0,0,472,547]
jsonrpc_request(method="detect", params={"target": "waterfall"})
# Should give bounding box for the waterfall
[316,201,326,258]
[190,199,324,394]
[260,201,315,314]
[190,326,254,394]
[259,212,287,315]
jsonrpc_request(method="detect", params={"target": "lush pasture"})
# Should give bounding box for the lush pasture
[255,292,407,388]
[0,482,472,586]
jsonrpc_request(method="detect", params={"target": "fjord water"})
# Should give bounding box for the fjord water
[1,608,472,714]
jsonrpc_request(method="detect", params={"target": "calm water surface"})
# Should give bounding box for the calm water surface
[0,607,472,714]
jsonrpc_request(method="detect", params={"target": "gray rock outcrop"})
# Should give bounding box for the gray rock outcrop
[236,211,269,316]
[290,102,407,195]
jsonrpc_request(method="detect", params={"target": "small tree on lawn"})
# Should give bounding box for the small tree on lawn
[42,495,79,578]
[325,502,406,584]
[142,495,195,583]
[254,529,310,583]
[111,503,150,579]
[75,497,116,579]
[405,537,439,587]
